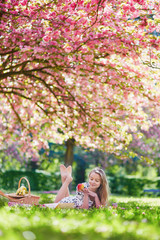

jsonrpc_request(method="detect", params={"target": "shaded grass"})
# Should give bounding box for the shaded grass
[0,194,160,240]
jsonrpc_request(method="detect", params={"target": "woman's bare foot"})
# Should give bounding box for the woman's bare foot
[60,164,67,183]
[66,165,72,177]
[65,175,73,184]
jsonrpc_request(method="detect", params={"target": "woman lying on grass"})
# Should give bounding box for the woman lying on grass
[50,165,110,209]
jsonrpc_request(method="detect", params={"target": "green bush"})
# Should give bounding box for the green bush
[0,170,159,196]
[108,176,158,196]
[157,177,160,188]
[0,170,61,191]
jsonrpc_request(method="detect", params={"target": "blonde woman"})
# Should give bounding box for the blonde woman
[52,165,110,209]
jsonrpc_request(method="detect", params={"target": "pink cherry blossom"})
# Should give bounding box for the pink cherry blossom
[0,0,159,157]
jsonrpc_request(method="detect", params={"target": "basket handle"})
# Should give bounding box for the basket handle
[18,177,31,195]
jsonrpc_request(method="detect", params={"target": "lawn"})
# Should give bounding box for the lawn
[0,194,159,240]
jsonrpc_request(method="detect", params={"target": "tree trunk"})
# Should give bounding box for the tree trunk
[64,138,75,166]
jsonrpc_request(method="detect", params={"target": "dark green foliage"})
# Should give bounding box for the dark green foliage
[74,155,87,186]
[157,177,160,188]
[108,176,159,196]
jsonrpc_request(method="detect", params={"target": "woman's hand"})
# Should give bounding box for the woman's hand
[87,190,97,198]
[82,188,89,193]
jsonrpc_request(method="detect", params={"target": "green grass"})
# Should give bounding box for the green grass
[0,194,160,240]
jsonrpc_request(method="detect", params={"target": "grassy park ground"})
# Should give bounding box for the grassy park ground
[0,194,159,240]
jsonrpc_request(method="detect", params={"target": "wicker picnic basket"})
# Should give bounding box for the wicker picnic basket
[0,177,40,205]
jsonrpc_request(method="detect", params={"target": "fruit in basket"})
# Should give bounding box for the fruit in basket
[16,186,28,195]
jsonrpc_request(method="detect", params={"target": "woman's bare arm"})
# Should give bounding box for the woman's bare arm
[94,195,101,208]
[80,192,89,209]
[88,190,101,208]
[79,188,89,209]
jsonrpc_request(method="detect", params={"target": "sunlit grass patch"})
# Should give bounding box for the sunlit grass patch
[0,195,159,240]
[110,195,160,206]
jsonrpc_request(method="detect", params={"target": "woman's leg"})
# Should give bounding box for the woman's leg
[54,176,73,203]
[60,164,72,198]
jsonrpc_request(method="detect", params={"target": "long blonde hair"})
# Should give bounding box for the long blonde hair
[89,167,110,206]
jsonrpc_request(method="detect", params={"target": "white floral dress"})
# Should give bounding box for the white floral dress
[59,182,94,208]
